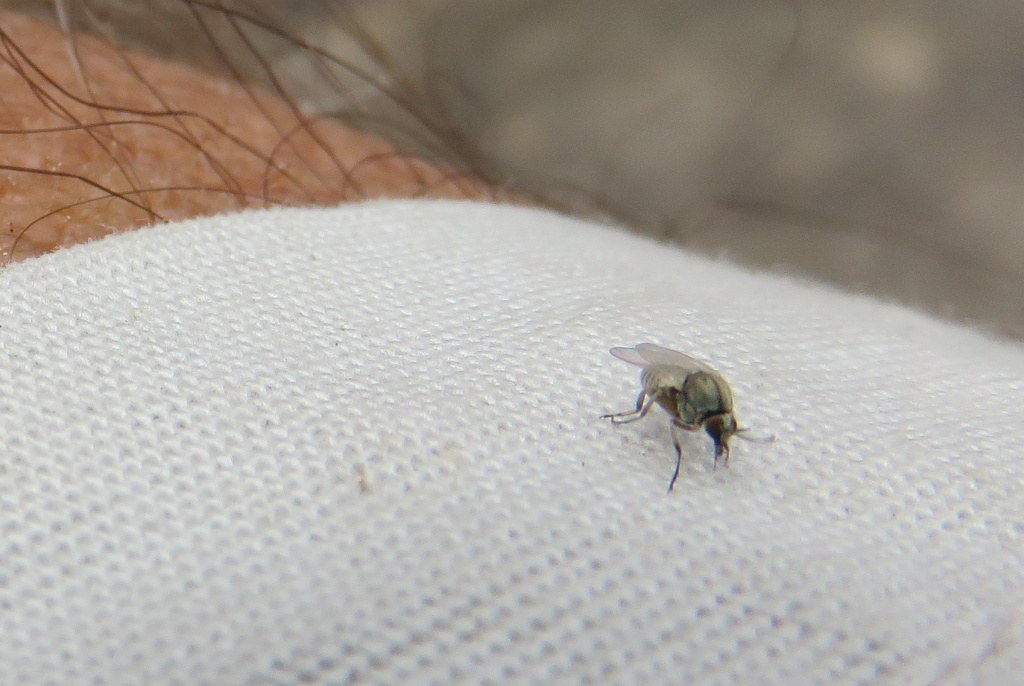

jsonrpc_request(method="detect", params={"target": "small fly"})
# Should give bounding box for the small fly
[603,342,753,491]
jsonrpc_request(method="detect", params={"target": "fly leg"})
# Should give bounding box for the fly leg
[668,419,699,492]
[714,443,731,470]
[602,391,655,425]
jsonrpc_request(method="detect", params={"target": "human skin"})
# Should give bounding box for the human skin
[0,8,501,263]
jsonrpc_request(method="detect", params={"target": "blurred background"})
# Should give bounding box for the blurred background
[6,0,1024,339]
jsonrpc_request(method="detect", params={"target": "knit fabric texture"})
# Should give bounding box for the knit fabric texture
[0,200,1022,685]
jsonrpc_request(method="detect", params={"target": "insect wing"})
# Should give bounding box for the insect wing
[633,343,716,373]
[608,346,651,367]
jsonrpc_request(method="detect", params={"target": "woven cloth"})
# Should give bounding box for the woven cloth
[0,200,1022,685]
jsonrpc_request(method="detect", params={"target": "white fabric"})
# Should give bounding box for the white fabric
[0,200,1022,685]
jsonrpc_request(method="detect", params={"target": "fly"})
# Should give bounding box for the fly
[603,342,754,491]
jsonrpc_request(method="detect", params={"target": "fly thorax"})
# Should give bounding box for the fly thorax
[680,371,728,423]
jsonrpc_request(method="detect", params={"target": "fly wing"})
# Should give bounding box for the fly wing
[633,343,716,373]
[608,346,650,367]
